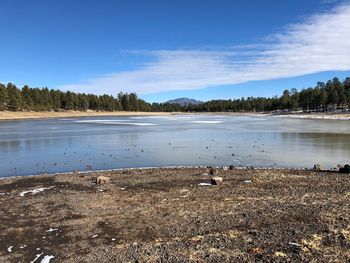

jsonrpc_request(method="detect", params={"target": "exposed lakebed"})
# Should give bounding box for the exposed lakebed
[1,168,350,262]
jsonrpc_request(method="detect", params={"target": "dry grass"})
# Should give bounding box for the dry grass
[0,111,173,121]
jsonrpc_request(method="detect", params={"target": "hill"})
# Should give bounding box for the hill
[165,98,203,106]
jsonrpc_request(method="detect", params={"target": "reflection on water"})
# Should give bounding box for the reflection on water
[0,115,349,177]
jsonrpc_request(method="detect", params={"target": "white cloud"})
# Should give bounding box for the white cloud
[58,3,350,95]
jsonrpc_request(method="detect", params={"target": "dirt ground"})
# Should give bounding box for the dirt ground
[0,168,349,262]
[0,111,172,121]
[1,110,349,122]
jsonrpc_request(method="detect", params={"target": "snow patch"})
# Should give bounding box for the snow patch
[198,182,212,186]
[193,120,223,124]
[46,228,59,233]
[30,253,43,263]
[7,246,13,252]
[19,186,54,197]
[40,255,55,263]
[75,120,155,126]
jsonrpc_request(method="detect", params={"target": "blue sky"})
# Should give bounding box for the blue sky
[1,0,350,102]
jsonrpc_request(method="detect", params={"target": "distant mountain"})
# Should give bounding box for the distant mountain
[165,98,203,106]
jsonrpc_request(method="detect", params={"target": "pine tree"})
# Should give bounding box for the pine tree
[77,94,89,111]
[6,83,23,111]
[129,93,140,111]
[0,83,8,110]
[50,89,62,111]
[22,85,34,110]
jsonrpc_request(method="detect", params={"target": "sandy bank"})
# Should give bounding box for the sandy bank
[0,111,173,121]
[272,112,350,120]
[0,167,349,262]
[0,110,349,122]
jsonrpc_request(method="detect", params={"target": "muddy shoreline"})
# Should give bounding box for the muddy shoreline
[0,167,349,262]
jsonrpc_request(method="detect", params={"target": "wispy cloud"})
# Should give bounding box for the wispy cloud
[58,3,350,95]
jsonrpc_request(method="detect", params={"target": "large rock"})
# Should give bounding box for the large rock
[211,176,223,185]
[339,164,350,174]
[209,168,217,175]
[96,175,110,184]
[313,164,322,171]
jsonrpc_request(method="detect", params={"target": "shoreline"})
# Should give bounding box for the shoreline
[1,167,349,262]
[271,112,350,120]
[0,111,174,121]
[0,165,316,181]
[0,110,350,121]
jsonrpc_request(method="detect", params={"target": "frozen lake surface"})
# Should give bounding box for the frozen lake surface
[0,114,349,177]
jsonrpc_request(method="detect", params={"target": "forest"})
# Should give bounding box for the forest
[0,77,349,113]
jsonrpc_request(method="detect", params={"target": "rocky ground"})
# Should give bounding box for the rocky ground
[0,168,349,262]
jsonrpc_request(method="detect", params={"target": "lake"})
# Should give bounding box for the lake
[0,114,349,178]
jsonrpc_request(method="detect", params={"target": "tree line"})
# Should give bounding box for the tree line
[0,77,349,113]
[160,77,350,112]
[0,83,151,112]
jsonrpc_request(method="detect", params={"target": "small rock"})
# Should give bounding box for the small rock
[96,176,110,184]
[274,251,287,257]
[209,168,217,175]
[313,164,322,171]
[211,176,223,185]
[289,242,302,252]
[229,165,235,170]
[248,247,263,254]
[339,164,350,174]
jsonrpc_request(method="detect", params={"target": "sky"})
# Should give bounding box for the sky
[1,0,350,102]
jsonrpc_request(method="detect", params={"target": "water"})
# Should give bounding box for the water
[0,114,349,178]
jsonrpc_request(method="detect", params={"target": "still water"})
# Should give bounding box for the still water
[0,114,349,177]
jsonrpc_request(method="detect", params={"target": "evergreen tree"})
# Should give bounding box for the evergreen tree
[50,89,62,111]
[344,77,350,108]
[65,91,76,110]
[120,93,130,111]
[280,90,291,110]
[0,83,8,111]
[128,93,140,111]
[77,94,89,111]
[6,83,23,111]
[42,88,53,111]
[22,85,34,110]
[326,80,337,109]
